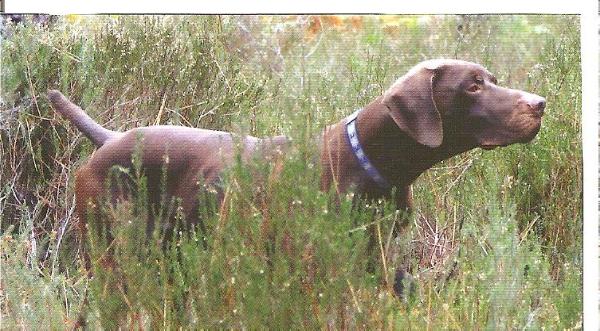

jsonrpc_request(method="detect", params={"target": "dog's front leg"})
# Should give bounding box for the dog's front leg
[393,185,413,237]
[391,185,417,301]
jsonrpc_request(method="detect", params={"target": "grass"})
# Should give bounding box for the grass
[0,15,582,328]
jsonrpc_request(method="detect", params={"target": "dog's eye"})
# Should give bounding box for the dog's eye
[474,75,484,84]
[467,84,480,93]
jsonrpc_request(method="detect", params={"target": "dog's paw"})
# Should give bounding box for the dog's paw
[393,268,417,302]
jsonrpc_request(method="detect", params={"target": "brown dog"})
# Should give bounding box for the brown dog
[49,59,544,292]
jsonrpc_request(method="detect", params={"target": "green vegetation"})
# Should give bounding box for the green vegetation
[1,15,581,328]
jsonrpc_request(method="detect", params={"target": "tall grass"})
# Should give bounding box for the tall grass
[0,15,581,328]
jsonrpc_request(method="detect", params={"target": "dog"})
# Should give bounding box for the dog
[48,58,545,297]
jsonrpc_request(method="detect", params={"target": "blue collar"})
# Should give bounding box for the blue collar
[345,109,391,190]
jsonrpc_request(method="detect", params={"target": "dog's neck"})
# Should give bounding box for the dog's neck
[355,97,476,187]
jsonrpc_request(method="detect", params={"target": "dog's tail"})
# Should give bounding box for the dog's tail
[48,90,119,147]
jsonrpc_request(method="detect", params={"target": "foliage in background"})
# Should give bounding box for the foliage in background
[0,15,581,328]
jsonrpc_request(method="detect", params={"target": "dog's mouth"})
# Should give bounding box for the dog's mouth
[480,144,504,150]
[478,118,541,151]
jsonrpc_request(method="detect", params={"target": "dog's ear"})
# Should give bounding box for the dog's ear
[382,61,444,148]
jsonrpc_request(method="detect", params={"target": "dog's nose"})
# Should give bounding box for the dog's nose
[530,98,546,116]
[521,94,546,117]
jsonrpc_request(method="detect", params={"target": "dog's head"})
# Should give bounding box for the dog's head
[382,59,545,149]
